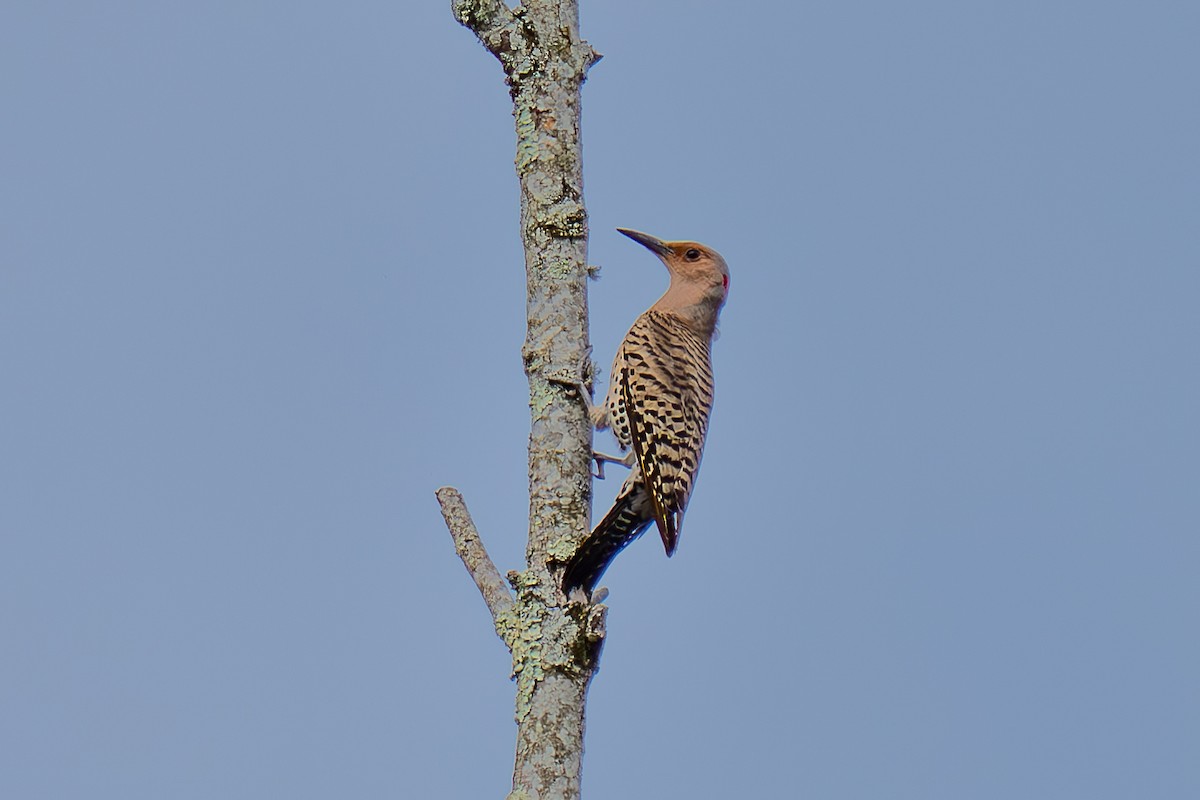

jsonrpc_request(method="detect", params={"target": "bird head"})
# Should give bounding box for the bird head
[617,228,729,332]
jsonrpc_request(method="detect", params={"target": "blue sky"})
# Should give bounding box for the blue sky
[2,2,1197,797]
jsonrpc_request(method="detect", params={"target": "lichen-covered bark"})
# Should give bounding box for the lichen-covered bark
[446,1,603,798]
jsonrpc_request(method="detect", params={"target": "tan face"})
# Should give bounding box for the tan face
[617,228,730,304]
[661,241,730,300]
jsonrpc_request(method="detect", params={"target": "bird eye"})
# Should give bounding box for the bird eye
[684,248,701,261]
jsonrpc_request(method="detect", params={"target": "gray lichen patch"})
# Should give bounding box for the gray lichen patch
[524,170,563,205]
[514,105,540,172]
[542,199,587,239]
[508,570,549,722]
[528,379,557,416]
[451,0,488,28]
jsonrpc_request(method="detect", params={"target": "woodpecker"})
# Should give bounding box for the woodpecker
[562,228,729,596]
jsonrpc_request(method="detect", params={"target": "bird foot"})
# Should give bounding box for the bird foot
[545,359,629,480]
[565,584,609,606]
[546,370,603,425]
[591,449,634,480]
[544,357,593,402]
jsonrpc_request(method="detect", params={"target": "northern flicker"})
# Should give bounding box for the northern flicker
[562,228,729,595]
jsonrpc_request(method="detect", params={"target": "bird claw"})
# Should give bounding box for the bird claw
[565,584,609,606]
[545,368,596,409]
[545,357,633,481]
[591,449,634,479]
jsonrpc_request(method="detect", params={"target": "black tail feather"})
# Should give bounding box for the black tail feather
[561,495,653,595]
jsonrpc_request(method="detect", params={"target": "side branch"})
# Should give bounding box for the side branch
[436,486,515,623]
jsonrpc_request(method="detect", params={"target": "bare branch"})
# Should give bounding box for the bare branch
[436,486,515,623]
[448,0,601,795]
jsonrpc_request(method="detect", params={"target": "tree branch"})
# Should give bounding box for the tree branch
[448,1,601,796]
[436,486,515,625]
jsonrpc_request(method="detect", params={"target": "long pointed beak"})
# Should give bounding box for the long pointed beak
[617,227,672,257]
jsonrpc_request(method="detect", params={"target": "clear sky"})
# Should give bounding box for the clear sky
[2,2,1197,798]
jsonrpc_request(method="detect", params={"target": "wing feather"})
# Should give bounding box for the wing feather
[617,311,714,554]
